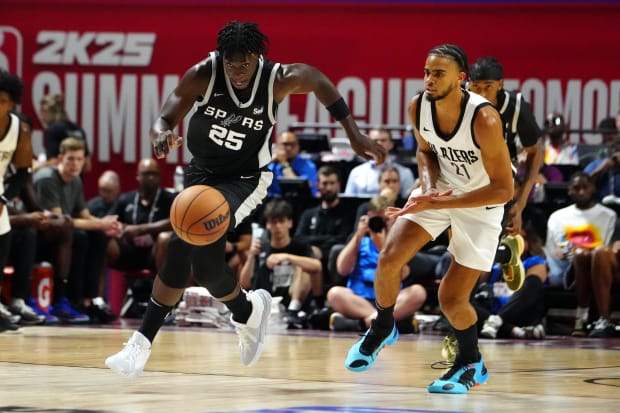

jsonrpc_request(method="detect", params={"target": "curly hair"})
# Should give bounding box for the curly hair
[217,21,269,58]
[0,70,24,104]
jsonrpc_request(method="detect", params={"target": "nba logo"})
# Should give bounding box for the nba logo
[0,26,23,76]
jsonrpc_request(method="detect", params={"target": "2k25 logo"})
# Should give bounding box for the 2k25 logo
[0,26,23,76]
[33,31,156,66]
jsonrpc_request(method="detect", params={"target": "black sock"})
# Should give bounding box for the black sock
[222,290,252,324]
[138,297,173,343]
[374,302,395,333]
[495,245,511,264]
[453,323,481,364]
[312,294,325,309]
[53,277,67,303]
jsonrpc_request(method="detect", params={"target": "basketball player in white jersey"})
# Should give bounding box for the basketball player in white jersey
[0,71,37,331]
[345,44,514,394]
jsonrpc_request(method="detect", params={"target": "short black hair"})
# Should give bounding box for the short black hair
[263,199,293,220]
[469,56,504,81]
[318,165,340,181]
[0,70,23,104]
[428,44,469,75]
[217,21,269,58]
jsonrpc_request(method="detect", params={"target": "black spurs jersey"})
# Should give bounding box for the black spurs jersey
[187,51,280,176]
[495,89,541,161]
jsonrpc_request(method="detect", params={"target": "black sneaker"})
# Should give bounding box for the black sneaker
[329,312,363,332]
[83,299,118,324]
[588,317,616,338]
[0,316,21,333]
[284,309,307,329]
[9,298,46,325]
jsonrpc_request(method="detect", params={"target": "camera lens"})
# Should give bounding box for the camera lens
[368,216,387,232]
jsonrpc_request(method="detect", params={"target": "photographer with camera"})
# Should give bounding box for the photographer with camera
[326,195,427,333]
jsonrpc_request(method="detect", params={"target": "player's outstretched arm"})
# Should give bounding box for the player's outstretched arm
[275,63,386,164]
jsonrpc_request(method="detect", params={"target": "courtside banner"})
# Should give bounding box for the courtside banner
[1,1,619,194]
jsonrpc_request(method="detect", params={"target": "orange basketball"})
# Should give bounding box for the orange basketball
[170,185,231,246]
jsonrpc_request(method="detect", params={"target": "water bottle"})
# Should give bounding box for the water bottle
[174,165,184,192]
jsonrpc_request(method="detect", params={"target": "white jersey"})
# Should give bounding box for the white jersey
[417,90,493,195]
[0,112,20,235]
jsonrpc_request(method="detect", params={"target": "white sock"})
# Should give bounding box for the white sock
[288,299,302,312]
[575,306,589,321]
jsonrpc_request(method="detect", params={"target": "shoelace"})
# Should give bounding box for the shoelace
[440,363,477,389]
[359,328,390,356]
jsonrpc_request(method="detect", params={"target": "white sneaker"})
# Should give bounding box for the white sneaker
[9,298,45,325]
[0,302,20,324]
[230,289,272,366]
[480,314,503,339]
[105,331,152,378]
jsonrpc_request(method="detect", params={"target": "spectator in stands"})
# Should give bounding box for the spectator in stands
[584,133,620,204]
[596,117,618,145]
[239,199,321,328]
[477,222,548,340]
[36,93,92,173]
[543,172,616,336]
[295,165,355,304]
[543,113,579,165]
[88,170,121,218]
[225,220,252,280]
[584,238,620,337]
[34,137,122,323]
[268,131,318,198]
[345,127,415,198]
[355,165,407,223]
[328,195,426,333]
[107,159,174,273]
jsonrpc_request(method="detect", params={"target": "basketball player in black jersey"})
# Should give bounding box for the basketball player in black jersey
[344,44,514,394]
[468,56,543,236]
[106,20,386,377]
[468,57,544,292]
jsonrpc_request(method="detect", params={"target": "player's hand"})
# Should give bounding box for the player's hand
[385,189,453,217]
[504,204,522,235]
[349,132,387,166]
[153,130,184,159]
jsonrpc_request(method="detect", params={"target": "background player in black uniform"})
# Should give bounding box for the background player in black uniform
[468,56,543,235]
[106,20,386,377]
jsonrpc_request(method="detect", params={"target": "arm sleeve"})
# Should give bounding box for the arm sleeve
[516,98,542,148]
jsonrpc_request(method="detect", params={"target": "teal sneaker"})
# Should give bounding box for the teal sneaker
[428,357,489,394]
[345,322,399,372]
[500,234,525,291]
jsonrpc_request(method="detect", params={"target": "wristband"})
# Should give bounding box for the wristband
[326,97,350,121]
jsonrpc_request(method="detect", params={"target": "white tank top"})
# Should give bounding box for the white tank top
[417,91,492,195]
[0,113,20,235]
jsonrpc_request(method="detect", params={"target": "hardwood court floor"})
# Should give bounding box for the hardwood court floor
[0,323,618,413]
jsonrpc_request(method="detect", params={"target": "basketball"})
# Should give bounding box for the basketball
[170,185,231,246]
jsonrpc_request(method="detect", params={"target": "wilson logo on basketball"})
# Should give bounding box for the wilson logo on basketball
[203,211,230,230]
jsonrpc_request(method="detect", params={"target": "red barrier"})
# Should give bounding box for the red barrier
[2,1,619,197]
